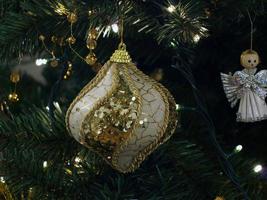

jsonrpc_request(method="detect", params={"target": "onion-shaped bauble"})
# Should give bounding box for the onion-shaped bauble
[66,44,179,173]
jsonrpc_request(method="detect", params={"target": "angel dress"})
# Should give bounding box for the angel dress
[221,68,267,122]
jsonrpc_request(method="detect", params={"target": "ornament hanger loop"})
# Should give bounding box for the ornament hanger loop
[247,10,256,50]
[119,18,125,48]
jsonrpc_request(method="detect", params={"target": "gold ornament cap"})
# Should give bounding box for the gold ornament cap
[110,43,132,64]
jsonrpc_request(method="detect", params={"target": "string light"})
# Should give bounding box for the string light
[193,34,201,43]
[167,5,176,13]
[45,102,61,113]
[75,156,82,163]
[234,145,243,152]
[53,102,62,113]
[35,58,48,66]
[74,156,82,168]
[103,26,111,37]
[176,104,180,110]
[253,164,263,173]
[0,177,5,183]
[111,23,119,33]
[133,19,141,25]
[43,161,48,168]
[170,41,176,47]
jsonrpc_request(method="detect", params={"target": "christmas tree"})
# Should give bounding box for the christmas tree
[0,0,267,199]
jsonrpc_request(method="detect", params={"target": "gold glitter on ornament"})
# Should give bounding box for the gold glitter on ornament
[82,76,138,148]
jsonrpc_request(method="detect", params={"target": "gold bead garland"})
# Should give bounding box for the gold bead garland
[38,34,59,67]
[66,36,76,45]
[85,28,99,66]
[8,71,20,103]
[64,62,73,80]
[67,12,78,24]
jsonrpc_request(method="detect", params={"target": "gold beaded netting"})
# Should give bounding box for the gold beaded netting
[66,43,179,173]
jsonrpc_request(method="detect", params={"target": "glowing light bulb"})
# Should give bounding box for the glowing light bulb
[253,165,263,173]
[0,177,5,183]
[53,101,62,113]
[235,145,243,152]
[43,161,48,168]
[111,23,119,33]
[176,104,180,110]
[193,34,201,43]
[167,5,176,13]
[35,58,48,66]
[103,26,111,38]
[75,157,81,163]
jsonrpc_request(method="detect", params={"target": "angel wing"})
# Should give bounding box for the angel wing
[255,70,267,87]
[220,72,241,108]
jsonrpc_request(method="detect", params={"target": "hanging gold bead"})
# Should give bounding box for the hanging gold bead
[85,53,97,65]
[39,35,45,41]
[87,40,97,50]
[51,35,58,43]
[8,92,19,103]
[10,72,20,83]
[88,29,98,40]
[66,36,76,45]
[50,59,59,68]
[67,12,78,24]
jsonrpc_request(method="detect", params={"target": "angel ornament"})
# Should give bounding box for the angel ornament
[221,49,267,122]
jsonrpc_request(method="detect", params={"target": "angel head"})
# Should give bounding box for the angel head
[240,49,260,69]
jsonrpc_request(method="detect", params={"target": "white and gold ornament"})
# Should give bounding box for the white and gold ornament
[66,43,178,173]
[221,49,267,122]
